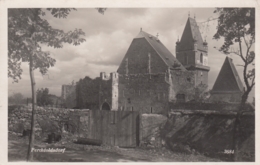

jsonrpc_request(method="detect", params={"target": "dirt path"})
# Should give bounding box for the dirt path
[8,135,221,162]
[8,139,171,162]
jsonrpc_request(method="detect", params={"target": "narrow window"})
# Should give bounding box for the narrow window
[150,107,153,113]
[123,90,125,97]
[139,90,141,95]
[131,106,134,111]
[200,53,203,63]
[128,98,131,103]
[148,53,151,73]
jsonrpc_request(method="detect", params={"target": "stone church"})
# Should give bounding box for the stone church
[62,16,244,112]
[98,17,210,114]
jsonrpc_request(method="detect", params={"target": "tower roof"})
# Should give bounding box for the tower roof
[178,17,205,51]
[135,30,186,70]
[211,57,244,93]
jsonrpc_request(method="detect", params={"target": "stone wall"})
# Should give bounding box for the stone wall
[118,73,170,114]
[194,69,208,86]
[99,73,113,110]
[169,102,254,111]
[164,110,254,161]
[140,110,255,161]
[8,105,89,139]
[139,114,167,147]
[170,70,195,102]
[209,92,243,103]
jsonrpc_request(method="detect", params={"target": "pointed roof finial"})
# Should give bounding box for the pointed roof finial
[194,13,196,20]
[177,35,179,42]
[156,33,159,38]
[140,27,142,32]
[188,11,190,17]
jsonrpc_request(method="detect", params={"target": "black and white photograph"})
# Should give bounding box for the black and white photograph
[1,1,258,163]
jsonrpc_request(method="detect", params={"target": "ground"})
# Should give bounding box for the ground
[8,132,221,162]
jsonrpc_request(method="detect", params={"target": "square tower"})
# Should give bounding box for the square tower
[176,17,210,86]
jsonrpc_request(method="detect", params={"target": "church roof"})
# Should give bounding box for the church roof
[178,17,205,51]
[211,57,244,93]
[135,30,186,70]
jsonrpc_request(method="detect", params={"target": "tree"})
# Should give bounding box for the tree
[76,76,101,109]
[213,8,255,161]
[36,88,53,106]
[8,8,96,161]
[8,92,24,105]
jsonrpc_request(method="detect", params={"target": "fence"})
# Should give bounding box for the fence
[88,110,140,147]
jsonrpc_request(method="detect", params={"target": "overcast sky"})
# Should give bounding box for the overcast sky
[8,8,255,101]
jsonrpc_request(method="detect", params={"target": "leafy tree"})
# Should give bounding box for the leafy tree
[36,88,53,106]
[213,8,255,161]
[76,76,101,109]
[8,8,107,161]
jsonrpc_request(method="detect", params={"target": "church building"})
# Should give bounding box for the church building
[63,16,246,112]
[98,16,210,114]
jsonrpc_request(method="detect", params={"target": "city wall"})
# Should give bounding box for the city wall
[140,110,254,161]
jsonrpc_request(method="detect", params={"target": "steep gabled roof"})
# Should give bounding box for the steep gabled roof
[211,57,244,93]
[178,17,205,51]
[135,30,186,70]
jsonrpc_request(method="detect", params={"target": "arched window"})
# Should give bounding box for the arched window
[200,53,203,64]
[101,102,110,110]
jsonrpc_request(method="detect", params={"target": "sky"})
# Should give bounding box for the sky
[8,8,255,101]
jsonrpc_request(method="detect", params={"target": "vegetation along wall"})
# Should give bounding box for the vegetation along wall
[8,105,89,139]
